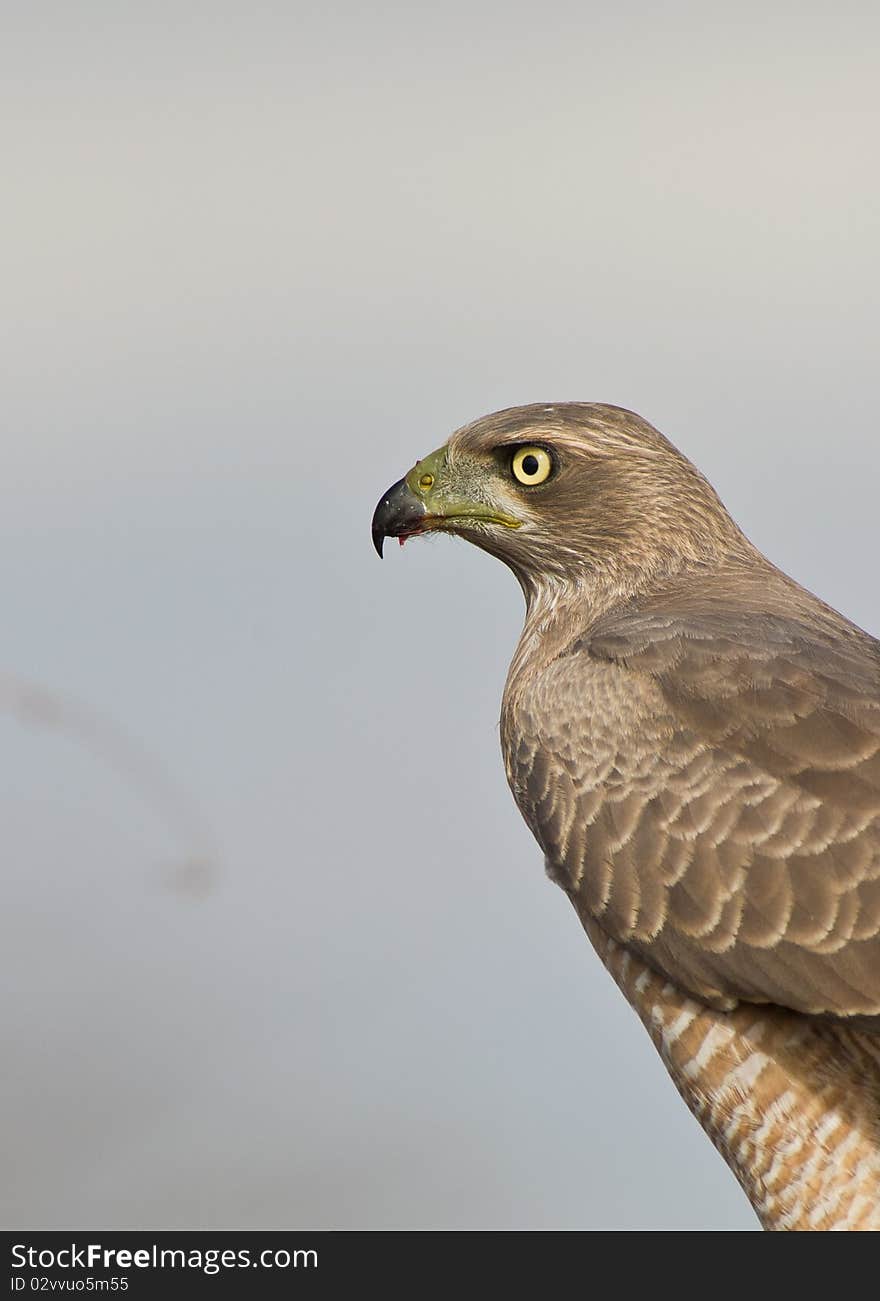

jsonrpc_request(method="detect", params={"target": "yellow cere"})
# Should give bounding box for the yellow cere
[512,446,552,486]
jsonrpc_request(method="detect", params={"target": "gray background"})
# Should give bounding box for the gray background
[3,2,879,1231]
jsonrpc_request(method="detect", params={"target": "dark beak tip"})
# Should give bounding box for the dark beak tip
[371,478,427,560]
[371,493,393,558]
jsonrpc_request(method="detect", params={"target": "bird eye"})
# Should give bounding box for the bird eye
[511,446,553,486]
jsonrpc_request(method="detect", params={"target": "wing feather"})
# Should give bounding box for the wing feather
[508,571,880,1018]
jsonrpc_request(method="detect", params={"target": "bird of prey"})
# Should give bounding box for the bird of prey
[372,403,880,1231]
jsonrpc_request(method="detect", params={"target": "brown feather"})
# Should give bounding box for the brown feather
[387,402,880,1225]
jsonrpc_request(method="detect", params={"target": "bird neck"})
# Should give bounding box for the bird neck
[504,555,680,692]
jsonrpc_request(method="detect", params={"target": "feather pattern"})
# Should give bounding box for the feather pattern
[503,568,880,1019]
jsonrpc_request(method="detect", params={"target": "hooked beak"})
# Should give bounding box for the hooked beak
[371,478,428,558]
[372,445,523,558]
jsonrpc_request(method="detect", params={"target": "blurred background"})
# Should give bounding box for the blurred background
[3,1,879,1231]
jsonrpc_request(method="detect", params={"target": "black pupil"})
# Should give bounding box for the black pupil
[522,454,540,477]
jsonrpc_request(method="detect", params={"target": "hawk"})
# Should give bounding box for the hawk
[372,403,880,1231]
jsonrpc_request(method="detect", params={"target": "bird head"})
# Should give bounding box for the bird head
[372,403,750,605]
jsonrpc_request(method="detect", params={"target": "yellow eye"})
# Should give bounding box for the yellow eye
[511,446,553,486]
